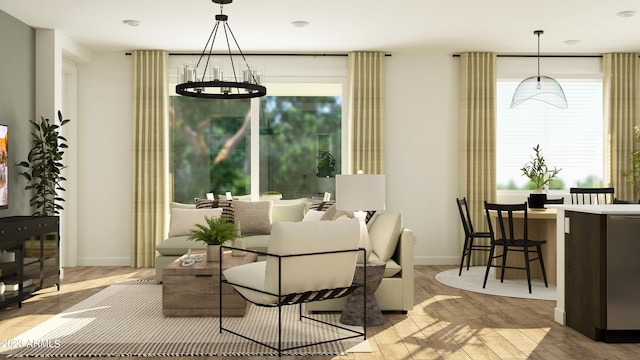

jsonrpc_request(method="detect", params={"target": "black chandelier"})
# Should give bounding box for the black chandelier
[175,0,267,99]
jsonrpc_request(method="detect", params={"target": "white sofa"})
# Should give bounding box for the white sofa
[154,198,414,313]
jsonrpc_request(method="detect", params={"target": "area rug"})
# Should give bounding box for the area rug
[2,281,369,357]
[435,266,556,301]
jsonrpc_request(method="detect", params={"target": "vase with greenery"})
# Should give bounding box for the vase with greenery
[315,151,336,178]
[188,216,237,262]
[17,111,70,216]
[520,144,561,208]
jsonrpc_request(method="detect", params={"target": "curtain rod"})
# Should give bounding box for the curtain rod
[125,52,392,57]
[452,53,603,58]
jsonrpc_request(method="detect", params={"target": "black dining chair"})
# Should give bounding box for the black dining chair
[544,197,564,204]
[456,197,492,276]
[483,201,548,294]
[569,187,614,204]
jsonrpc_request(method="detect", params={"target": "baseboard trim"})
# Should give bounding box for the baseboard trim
[77,257,131,266]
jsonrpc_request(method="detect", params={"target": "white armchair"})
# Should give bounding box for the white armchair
[221,218,366,356]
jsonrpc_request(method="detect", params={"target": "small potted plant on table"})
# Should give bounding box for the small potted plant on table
[188,216,237,262]
[520,144,561,209]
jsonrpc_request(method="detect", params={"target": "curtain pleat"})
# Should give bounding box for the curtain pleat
[348,52,385,174]
[459,52,497,266]
[604,53,639,201]
[131,50,169,268]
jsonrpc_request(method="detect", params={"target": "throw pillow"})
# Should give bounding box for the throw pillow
[319,204,353,221]
[309,200,335,211]
[368,212,402,262]
[302,209,325,222]
[168,208,223,237]
[194,197,235,223]
[234,200,273,236]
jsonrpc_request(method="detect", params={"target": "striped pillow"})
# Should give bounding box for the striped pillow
[194,198,235,223]
[309,200,335,211]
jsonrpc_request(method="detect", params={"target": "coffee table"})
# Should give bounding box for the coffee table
[162,250,257,317]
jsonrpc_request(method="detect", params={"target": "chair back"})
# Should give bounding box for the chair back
[484,202,528,244]
[264,219,360,297]
[456,197,475,236]
[544,197,564,204]
[570,187,614,204]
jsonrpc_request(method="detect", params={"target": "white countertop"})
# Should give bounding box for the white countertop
[549,204,640,215]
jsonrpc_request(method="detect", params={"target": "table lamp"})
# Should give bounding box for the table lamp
[335,171,386,263]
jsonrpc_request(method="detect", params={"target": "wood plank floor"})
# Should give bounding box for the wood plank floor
[1,265,640,359]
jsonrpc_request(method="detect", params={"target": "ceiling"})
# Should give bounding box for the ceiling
[1,0,639,55]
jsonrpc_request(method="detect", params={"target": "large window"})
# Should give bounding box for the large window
[170,87,342,202]
[497,79,604,190]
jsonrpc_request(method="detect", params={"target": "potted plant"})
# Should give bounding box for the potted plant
[17,111,70,216]
[188,216,237,262]
[316,151,336,178]
[520,144,561,208]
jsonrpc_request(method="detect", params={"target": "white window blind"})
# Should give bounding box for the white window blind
[497,79,603,190]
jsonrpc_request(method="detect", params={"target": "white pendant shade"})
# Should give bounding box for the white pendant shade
[511,30,568,109]
[511,75,568,109]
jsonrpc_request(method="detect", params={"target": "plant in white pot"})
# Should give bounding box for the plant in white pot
[188,216,237,262]
[520,144,561,208]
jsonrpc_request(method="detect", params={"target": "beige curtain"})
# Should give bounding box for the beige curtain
[604,53,639,201]
[459,52,497,266]
[348,52,385,174]
[131,50,169,268]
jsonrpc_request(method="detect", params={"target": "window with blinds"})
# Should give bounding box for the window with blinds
[496,79,604,190]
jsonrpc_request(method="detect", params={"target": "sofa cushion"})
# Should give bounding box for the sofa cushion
[242,234,270,253]
[156,235,206,256]
[272,202,305,222]
[369,252,401,277]
[368,212,402,262]
[194,198,235,223]
[234,200,273,236]
[302,209,325,221]
[170,202,196,209]
[167,208,223,237]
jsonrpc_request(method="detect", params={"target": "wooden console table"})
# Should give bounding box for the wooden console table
[0,216,60,310]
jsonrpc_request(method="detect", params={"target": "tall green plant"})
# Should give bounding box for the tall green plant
[17,111,70,216]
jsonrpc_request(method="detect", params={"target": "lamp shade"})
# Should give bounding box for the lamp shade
[335,174,386,211]
[510,75,568,109]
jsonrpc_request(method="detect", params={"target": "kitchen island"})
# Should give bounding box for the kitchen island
[552,204,640,342]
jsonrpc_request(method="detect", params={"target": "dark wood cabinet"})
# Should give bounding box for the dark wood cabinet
[0,216,60,309]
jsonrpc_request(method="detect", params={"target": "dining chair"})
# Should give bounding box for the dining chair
[456,197,492,276]
[569,187,614,204]
[544,197,564,204]
[483,201,548,294]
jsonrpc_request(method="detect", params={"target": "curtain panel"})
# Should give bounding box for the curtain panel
[604,53,640,201]
[348,51,385,174]
[131,50,169,268]
[459,52,497,266]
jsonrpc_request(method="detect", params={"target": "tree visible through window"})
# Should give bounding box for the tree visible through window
[170,94,341,202]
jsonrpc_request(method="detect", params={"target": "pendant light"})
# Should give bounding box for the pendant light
[175,0,266,99]
[510,30,567,109]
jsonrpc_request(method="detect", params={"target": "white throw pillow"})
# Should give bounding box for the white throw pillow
[302,210,325,221]
[272,202,305,222]
[168,208,223,237]
[368,212,402,261]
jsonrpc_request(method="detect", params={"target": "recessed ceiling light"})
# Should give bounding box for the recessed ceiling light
[291,21,309,28]
[616,10,636,18]
[123,19,141,27]
[564,39,581,45]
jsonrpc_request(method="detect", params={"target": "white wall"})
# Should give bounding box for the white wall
[77,53,132,266]
[76,50,464,266]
